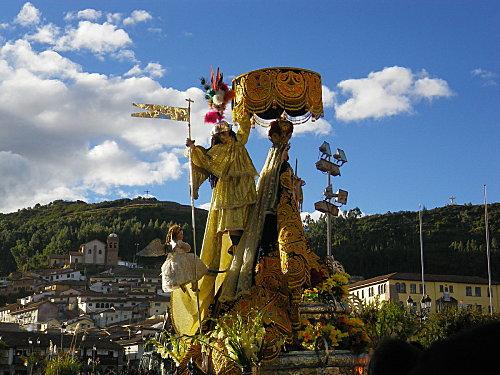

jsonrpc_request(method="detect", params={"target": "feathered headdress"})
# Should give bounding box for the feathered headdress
[200,67,235,124]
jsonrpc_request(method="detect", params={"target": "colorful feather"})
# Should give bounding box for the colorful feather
[204,110,223,124]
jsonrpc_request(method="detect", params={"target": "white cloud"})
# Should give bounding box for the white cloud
[106,13,123,24]
[471,68,497,86]
[322,85,336,108]
[112,49,137,62]
[84,141,181,192]
[334,66,453,122]
[77,9,102,21]
[0,39,81,78]
[15,2,41,26]
[0,39,213,212]
[25,23,60,44]
[125,62,166,78]
[123,10,152,26]
[198,202,211,210]
[55,21,132,55]
[301,210,323,222]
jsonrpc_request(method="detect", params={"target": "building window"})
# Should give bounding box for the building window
[67,274,70,278]
[98,249,102,254]
[466,286,472,296]
[395,283,400,293]
[400,283,406,293]
[89,303,93,306]
[439,285,444,292]
[410,284,416,294]
[449,285,454,293]
[361,290,364,299]
[74,259,78,263]
[419,284,426,294]
[475,287,481,297]
[88,249,92,254]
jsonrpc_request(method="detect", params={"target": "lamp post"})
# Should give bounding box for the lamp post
[406,295,417,314]
[92,345,97,375]
[420,294,432,320]
[315,142,348,257]
[27,337,40,375]
[60,323,66,353]
[418,205,426,298]
[484,185,493,315]
[134,243,139,265]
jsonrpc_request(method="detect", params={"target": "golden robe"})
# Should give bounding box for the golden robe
[171,117,257,335]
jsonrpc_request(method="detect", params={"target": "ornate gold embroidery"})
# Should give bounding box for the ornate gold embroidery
[131,103,189,121]
[232,67,324,123]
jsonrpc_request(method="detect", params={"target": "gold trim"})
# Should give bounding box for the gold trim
[232,67,324,122]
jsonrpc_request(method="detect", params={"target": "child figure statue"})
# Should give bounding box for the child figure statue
[161,224,208,293]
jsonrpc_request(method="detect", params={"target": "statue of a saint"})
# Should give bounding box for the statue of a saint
[171,116,257,335]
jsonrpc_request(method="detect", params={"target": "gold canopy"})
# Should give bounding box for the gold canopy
[232,67,324,125]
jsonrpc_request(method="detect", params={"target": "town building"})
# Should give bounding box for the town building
[0,330,123,375]
[30,268,84,283]
[69,233,119,266]
[6,301,59,331]
[47,254,69,268]
[349,272,500,313]
[0,276,45,296]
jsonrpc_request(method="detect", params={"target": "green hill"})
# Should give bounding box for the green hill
[305,203,499,279]
[0,197,207,274]
[0,199,498,279]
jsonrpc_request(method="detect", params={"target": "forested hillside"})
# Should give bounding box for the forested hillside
[305,203,499,279]
[0,199,498,279]
[0,198,207,275]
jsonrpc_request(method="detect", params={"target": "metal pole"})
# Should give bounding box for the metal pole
[419,205,425,297]
[326,156,332,257]
[186,98,203,334]
[484,185,493,315]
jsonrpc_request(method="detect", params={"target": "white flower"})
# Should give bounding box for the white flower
[212,90,225,105]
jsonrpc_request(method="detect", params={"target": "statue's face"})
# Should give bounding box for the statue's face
[177,230,184,241]
[219,131,232,144]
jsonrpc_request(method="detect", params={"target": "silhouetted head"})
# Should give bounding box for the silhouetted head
[368,338,422,375]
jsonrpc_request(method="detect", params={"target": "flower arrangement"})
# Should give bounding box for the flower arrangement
[298,315,370,354]
[333,314,370,354]
[298,318,347,351]
[302,272,350,304]
[208,309,267,370]
[150,333,191,366]
[200,67,235,124]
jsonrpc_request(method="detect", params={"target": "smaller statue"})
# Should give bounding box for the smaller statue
[161,224,208,293]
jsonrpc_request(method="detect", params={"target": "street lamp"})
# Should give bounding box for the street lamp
[315,141,348,257]
[420,294,432,319]
[406,296,417,313]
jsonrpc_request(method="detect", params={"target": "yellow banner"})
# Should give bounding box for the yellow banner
[131,103,189,122]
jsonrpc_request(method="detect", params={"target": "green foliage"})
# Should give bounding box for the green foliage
[0,198,208,275]
[415,307,500,348]
[44,353,81,375]
[351,298,420,347]
[305,204,500,279]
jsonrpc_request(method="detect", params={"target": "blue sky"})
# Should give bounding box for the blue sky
[0,1,498,216]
